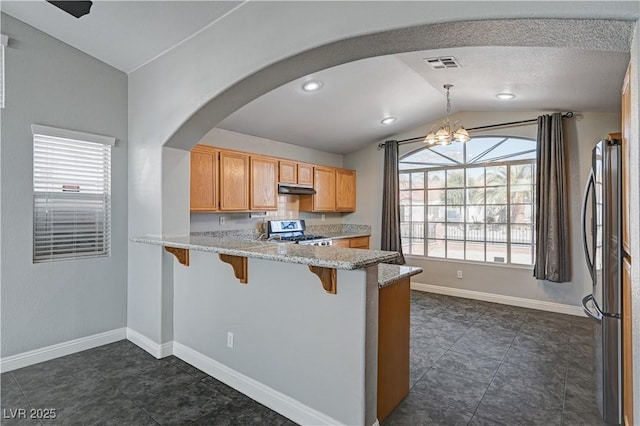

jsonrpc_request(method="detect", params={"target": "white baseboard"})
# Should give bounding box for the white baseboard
[173,341,344,426]
[125,328,173,359]
[411,282,585,317]
[0,328,127,373]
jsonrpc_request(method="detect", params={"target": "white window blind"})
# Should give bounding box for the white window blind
[1,34,8,109]
[32,125,115,263]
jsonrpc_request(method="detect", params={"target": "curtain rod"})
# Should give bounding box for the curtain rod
[376,112,574,150]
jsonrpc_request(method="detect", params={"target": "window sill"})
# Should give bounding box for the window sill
[404,254,535,271]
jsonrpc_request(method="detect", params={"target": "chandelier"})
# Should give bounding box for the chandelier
[424,84,470,145]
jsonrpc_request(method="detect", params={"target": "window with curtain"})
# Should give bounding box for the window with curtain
[399,136,536,266]
[32,125,114,263]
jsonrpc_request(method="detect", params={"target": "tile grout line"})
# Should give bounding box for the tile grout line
[468,315,523,422]
[9,372,44,426]
[559,323,576,426]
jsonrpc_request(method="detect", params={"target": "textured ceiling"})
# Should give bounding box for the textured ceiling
[218,45,630,154]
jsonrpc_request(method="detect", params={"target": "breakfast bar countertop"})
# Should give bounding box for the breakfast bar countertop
[377,264,423,288]
[131,235,400,270]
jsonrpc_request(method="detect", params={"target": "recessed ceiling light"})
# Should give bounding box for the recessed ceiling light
[302,80,323,92]
[381,117,397,125]
[496,93,516,100]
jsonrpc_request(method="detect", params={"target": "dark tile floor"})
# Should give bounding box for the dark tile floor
[1,341,294,425]
[383,291,604,426]
[1,291,602,426]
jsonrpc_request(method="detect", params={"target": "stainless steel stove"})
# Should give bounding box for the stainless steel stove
[266,220,332,246]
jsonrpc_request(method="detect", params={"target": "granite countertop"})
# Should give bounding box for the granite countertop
[378,264,423,288]
[131,235,399,270]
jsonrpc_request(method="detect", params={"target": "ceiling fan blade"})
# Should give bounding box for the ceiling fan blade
[46,1,93,19]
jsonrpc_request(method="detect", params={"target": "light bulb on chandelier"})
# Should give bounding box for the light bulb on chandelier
[424,84,470,146]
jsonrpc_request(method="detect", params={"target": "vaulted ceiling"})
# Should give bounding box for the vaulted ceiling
[2,1,637,154]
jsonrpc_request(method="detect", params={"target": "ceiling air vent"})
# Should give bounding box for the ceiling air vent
[424,56,461,70]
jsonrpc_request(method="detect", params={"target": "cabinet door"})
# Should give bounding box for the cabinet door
[622,63,631,254]
[349,236,370,249]
[336,168,356,212]
[297,163,314,186]
[279,160,297,184]
[332,239,350,248]
[623,256,634,426]
[251,156,278,210]
[190,147,218,211]
[312,167,336,211]
[219,150,249,211]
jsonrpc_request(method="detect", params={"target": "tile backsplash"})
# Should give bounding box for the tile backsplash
[190,194,344,234]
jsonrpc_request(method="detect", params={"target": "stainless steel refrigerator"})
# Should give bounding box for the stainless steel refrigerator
[581,138,622,425]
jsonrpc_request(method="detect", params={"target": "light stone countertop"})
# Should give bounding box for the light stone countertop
[131,235,400,270]
[377,264,423,288]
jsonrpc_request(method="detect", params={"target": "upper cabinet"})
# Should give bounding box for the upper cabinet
[622,63,631,255]
[279,160,314,186]
[299,166,357,213]
[190,144,357,213]
[302,167,336,211]
[279,160,297,184]
[190,145,218,212]
[297,163,314,186]
[219,150,250,211]
[336,168,356,212]
[251,156,278,210]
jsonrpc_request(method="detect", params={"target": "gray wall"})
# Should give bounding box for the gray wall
[173,251,377,425]
[344,111,621,306]
[0,14,128,357]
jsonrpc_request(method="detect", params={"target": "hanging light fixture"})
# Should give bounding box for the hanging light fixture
[424,84,470,145]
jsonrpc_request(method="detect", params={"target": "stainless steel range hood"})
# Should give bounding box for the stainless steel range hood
[278,183,316,195]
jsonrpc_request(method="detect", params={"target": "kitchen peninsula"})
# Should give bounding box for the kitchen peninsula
[132,234,420,425]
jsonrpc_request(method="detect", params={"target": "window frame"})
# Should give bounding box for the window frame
[32,125,115,263]
[399,135,536,267]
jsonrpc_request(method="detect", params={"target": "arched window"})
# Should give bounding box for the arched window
[399,136,536,265]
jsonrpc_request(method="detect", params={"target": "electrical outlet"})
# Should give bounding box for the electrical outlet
[321,214,326,222]
[227,332,234,348]
[457,270,463,279]
[219,216,225,225]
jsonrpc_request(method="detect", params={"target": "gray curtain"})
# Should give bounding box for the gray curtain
[381,140,405,264]
[534,113,570,282]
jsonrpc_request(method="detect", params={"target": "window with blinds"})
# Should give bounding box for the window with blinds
[32,125,115,263]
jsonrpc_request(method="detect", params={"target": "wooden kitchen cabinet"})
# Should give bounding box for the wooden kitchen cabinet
[280,160,315,187]
[300,166,357,213]
[332,236,370,249]
[332,238,351,248]
[190,145,218,212]
[219,150,250,211]
[336,168,356,212]
[250,156,278,210]
[279,160,297,184]
[349,236,369,249]
[191,144,357,213]
[622,63,631,255]
[377,277,410,421]
[297,163,314,186]
[300,167,336,211]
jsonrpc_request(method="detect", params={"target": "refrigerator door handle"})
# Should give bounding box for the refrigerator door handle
[582,294,603,322]
[581,170,595,281]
